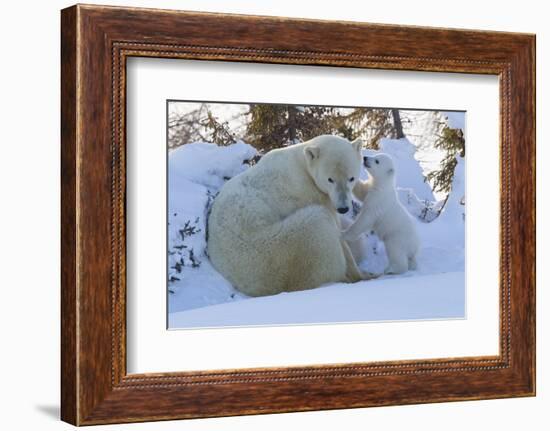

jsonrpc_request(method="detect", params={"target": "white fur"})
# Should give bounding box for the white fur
[343,153,420,275]
[208,135,369,297]
[339,215,369,265]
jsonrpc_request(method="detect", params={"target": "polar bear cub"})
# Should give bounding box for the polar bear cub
[342,153,420,274]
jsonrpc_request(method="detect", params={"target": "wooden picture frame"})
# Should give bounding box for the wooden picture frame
[61,4,536,425]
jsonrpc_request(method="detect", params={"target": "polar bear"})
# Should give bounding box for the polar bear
[207,135,369,297]
[342,153,420,275]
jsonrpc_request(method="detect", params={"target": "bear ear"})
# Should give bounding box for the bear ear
[304,145,320,161]
[351,138,364,154]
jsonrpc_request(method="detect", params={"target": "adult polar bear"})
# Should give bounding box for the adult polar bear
[208,135,368,297]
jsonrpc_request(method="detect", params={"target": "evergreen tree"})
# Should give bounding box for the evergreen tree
[245,105,339,151]
[427,125,465,194]
[245,105,403,151]
[170,103,407,153]
[336,108,405,150]
[199,111,237,146]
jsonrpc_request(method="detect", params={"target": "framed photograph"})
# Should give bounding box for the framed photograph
[61,4,536,425]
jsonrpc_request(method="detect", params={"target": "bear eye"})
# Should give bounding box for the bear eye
[328,178,334,183]
[375,160,379,164]
[349,177,355,182]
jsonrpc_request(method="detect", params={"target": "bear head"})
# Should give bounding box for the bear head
[363,153,395,181]
[304,135,363,215]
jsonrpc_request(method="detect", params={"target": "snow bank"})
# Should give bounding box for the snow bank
[438,155,465,225]
[377,138,435,202]
[169,141,257,189]
[397,188,442,222]
[168,141,256,310]
[362,138,439,222]
[417,155,465,251]
[170,272,464,328]
[401,110,465,201]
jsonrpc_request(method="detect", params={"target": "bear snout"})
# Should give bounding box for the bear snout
[337,206,349,214]
[363,156,371,168]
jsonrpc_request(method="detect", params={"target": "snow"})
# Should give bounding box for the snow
[362,138,440,222]
[168,138,465,329]
[379,138,435,201]
[170,272,464,328]
[417,156,465,253]
[167,142,256,306]
[401,110,464,200]
[169,141,256,190]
